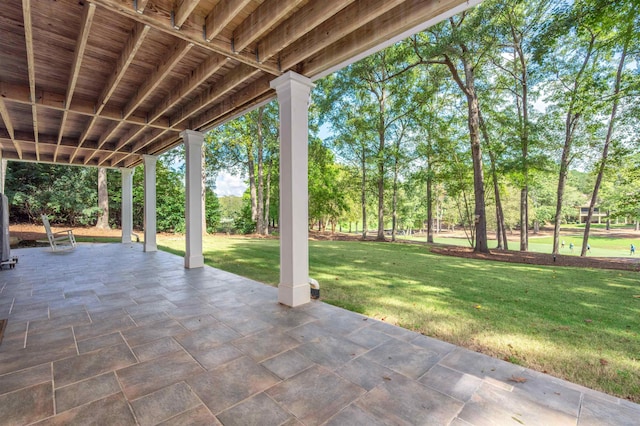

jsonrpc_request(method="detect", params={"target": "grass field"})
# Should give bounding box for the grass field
[157,235,640,402]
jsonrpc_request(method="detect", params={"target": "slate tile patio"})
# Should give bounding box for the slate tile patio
[0,243,638,425]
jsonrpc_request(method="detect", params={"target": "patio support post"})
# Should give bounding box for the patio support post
[181,130,205,269]
[0,151,5,194]
[121,168,134,244]
[270,71,315,307]
[143,154,157,252]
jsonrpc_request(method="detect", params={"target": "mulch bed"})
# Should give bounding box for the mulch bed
[430,245,640,272]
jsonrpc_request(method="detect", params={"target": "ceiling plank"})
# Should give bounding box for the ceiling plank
[278,0,404,72]
[72,21,150,163]
[123,39,194,119]
[22,0,38,160]
[205,0,253,42]
[256,0,356,63]
[56,3,96,162]
[170,64,261,128]
[233,0,303,54]
[173,0,200,29]
[147,54,229,124]
[302,0,469,77]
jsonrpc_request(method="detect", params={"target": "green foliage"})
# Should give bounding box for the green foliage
[233,192,256,234]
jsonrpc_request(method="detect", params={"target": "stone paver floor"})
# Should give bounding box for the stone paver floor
[0,244,638,425]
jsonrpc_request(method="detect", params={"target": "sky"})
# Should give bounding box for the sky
[215,171,247,197]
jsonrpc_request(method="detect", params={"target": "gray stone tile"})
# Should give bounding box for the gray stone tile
[345,325,393,349]
[26,327,75,351]
[129,310,173,326]
[336,357,403,391]
[508,370,582,417]
[295,335,368,370]
[216,393,292,426]
[33,393,136,425]
[55,372,121,413]
[261,349,314,380]
[325,404,389,426]
[410,333,458,356]
[233,330,301,362]
[132,336,185,362]
[0,362,51,395]
[158,405,220,426]
[440,347,527,384]
[178,314,219,331]
[267,365,365,426]
[175,323,240,353]
[579,393,640,426]
[362,338,441,379]
[121,319,186,346]
[118,350,205,400]
[131,381,201,426]
[419,364,482,402]
[73,315,136,341]
[0,344,77,375]
[355,373,464,425]
[53,343,137,388]
[28,312,91,335]
[187,356,280,414]
[76,331,126,354]
[0,381,53,425]
[457,382,576,426]
[368,319,421,342]
[188,344,244,370]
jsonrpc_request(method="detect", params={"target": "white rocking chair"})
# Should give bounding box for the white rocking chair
[41,215,77,251]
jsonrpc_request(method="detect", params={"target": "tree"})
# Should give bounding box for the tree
[96,167,109,229]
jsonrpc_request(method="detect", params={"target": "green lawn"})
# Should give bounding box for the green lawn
[158,235,640,402]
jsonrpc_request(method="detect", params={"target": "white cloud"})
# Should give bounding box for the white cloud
[215,171,247,197]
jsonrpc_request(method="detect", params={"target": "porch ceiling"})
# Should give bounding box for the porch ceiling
[0,0,474,169]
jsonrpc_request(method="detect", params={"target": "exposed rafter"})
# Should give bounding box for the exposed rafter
[204,0,253,42]
[173,0,199,29]
[21,0,38,160]
[0,99,22,158]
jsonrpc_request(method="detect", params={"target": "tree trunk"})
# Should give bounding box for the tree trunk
[376,89,387,242]
[426,163,434,243]
[256,107,265,235]
[391,138,400,242]
[201,147,207,234]
[247,144,257,223]
[264,155,272,236]
[581,40,627,256]
[96,167,109,229]
[361,148,367,239]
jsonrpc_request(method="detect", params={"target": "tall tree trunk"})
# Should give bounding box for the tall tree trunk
[581,38,628,256]
[426,163,434,243]
[264,155,272,236]
[361,148,367,239]
[256,107,265,235]
[391,137,400,242]
[201,147,207,234]
[376,88,387,241]
[513,33,530,252]
[247,144,256,223]
[552,35,595,254]
[444,53,488,253]
[96,167,109,229]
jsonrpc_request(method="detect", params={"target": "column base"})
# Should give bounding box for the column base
[144,243,157,252]
[278,282,310,307]
[185,255,204,269]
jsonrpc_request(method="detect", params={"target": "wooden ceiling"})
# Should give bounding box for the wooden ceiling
[0,0,475,168]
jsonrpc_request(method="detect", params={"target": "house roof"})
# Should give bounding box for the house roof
[0,0,476,168]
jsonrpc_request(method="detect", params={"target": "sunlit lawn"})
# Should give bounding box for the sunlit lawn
[158,235,640,402]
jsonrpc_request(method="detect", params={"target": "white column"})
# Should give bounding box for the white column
[0,150,6,194]
[181,130,205,269]
[270,71,315,307]
[121,168,134,244]
[142,155,157,252]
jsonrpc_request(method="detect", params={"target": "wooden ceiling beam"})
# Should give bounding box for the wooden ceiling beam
[301,0,468,77]
[22,0,38,160]
[233,0,303,54]
[170,64,261,128]
[88,0,279,75]
[135,0,150,13]
[204,0,252,42]
[279,0,404,72]
[0,99,22,159]
[56,3,96,162]
[123,39,193,119]
[173,0,200,29]
[256,0,356,63]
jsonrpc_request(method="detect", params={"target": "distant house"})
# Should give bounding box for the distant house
[577,206,608,224]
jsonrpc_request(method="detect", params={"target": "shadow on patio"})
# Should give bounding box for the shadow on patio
[0,243,638,425]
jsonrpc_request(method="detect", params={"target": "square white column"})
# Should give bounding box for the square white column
[270,71,315,307]
[181,130,205,269]
[120,168,134,244]
[142,154,157,252]
[0,151,6,194]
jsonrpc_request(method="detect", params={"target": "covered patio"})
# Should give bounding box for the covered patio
[1,244,639,424]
